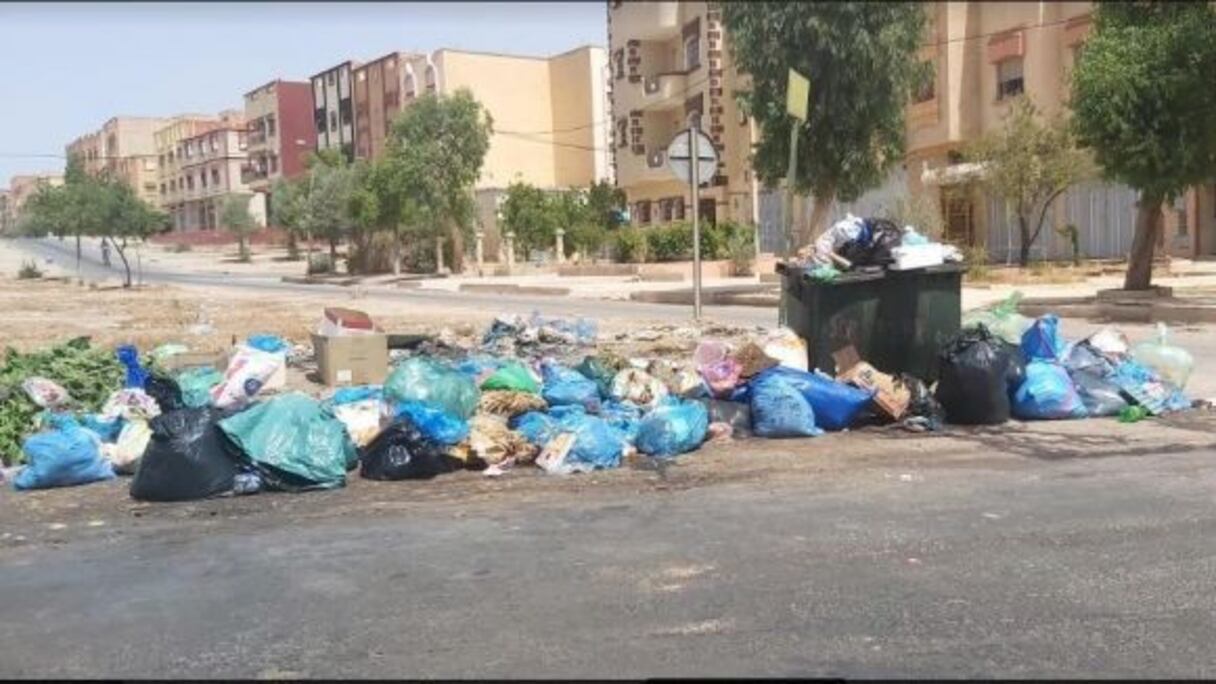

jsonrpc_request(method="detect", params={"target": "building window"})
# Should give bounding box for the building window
[144,182,156,192]
[425,65,437,94]
[682,19,702,71]
[913,60,935,103]
[658,198,673,222]
[266,115,277,136]
[238,132,247,151]
[200,171,207,188]
[169,180,176,192]
[211,135,218,152]
[340,99,352,126]
[996,58,1024,100]
[158,154,165,167]
[186,174,194,190]
[672,196,685,221]
[269,155,279,174]
[326,72,336,87]
[211,168,220,187]
[358,70,366,83]
[616,118,628,149]
[635,200,652,224]
[612,49,625,80]
[330,110,338,132]
[159,183,166,195]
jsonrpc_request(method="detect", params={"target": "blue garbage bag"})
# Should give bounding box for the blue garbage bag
[636,398,709,457]
[557,412,625,470]
[749,373,823,438]
[511,411,560,446]
[600,400,644,444]
[541,362,602,412]
[13,426,115,490]
[734,366,873,431]
[393,400,469,445]
[246,334,289,354]
[1012,360,1088,420]
[1110,358,1190,415]
[80,414,124,443]
[116,344,149,389]
[331,385,382,405]
[1021,315,1068,362]
[454,354,505,379]
[219,393,355,491]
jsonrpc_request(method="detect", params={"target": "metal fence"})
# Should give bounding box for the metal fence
[757,167,910,254]
[984,180,1138,263]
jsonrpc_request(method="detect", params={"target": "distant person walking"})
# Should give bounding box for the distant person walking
[100,239,111,267]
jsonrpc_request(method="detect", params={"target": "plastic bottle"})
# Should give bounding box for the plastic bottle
[1118,405,1150,424]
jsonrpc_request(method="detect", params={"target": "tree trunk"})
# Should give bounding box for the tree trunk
[449,222,465,274]
[798,194,835,249]
[110,237,132,288]
[329,238,338,266]
[285,231,299,261]
[238,235,249,262]
[75,233,81,273]
[1018,215,1031,267]
[1124,193,1163,291]
[392,228,402,276]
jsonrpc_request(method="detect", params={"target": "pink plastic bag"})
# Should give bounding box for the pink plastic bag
[693,340,730,370]
[701,358,743,398]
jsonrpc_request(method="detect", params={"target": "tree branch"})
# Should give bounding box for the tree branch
[1030,186,1068,245]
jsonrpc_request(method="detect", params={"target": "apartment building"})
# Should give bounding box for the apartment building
[172,121,267,232]
[606,1,757,229]
[65,116,171,206]
[900,1,1216,261]
[310,60,359,162]
[0,173,64,232]
[154,112,238,230]
[242,79,317,214]
[349,46,611,257]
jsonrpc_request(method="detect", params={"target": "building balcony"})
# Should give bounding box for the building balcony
[616,145,681,187]
[610,1,680,41]
[241,164,269,185]
[246,130,267,147]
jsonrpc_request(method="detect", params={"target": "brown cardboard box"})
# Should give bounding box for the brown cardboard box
[834,345,911,420]
[312,333,388,386]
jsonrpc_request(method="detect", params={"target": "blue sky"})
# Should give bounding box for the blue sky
[0,2,606,187]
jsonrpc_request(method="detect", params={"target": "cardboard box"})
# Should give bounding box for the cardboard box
[312,333,388,387]
[834,345,911,420]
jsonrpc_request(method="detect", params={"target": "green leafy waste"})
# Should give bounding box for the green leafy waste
[0,337,124,466]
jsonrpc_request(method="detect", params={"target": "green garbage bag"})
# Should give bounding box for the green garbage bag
[384,357,480,419]
[176,367,223,408]
[575,356,615,398]
[218,393,355,491]
[480,361,539,394]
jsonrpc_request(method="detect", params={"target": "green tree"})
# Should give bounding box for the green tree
[270,176,305,260]
[388,90,492,272]
[723,2,928,246]
[20,159,167,286]
[1070,1,1216,290]
[966,96,1091,266]
[500,181,556,258]
[585,179,626,231]
[220,193,258,262]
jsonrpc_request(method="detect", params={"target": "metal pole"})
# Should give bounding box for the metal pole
[690,127,702,321]
[779,124,799,327]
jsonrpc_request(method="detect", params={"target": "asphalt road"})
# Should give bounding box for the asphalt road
[14,237,780,327]
[2,441,1216,678]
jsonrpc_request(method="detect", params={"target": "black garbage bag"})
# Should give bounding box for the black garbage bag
[936,325,1024,425]
[839,218,904,268]
[144,373,185,413]
[360,420,463,481]
[130,407,239,501]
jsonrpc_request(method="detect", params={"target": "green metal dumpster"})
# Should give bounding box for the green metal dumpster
[776,262,966,380]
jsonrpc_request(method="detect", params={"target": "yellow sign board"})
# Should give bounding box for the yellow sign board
[786,68,810,121]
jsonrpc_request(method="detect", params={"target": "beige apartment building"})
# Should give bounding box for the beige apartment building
[908,0,1216,261]
[153,111,255,231]
[347,45,611,257]
[607,1,757,228]
[171,120,267,232]
[0,173,64,232]
[65,116,171,207]
[609,1,1216,262]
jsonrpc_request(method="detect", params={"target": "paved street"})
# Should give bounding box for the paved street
[2,428,1216,678]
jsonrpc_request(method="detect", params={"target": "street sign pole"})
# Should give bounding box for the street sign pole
[689,127,702,321]
[780,68,811,327]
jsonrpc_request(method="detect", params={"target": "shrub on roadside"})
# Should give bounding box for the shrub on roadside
[614,227,650,263]
[17,260,42,280]
[171,242,192,253]
[307,253,333,275]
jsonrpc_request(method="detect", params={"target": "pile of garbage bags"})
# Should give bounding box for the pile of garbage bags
[1,304,1202,501]
[806,213,964,274]
[937,309,1194,425]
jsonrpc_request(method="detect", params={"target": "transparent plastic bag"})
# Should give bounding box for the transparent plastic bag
[1131,323,1194,389]
[963,292,1034,345]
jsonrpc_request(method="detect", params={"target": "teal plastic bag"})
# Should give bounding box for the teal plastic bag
[176,367,223,408]
[384,357,480,419]
[219,393,354,491]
